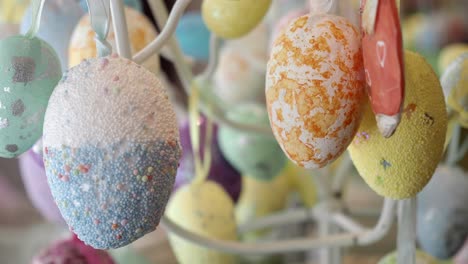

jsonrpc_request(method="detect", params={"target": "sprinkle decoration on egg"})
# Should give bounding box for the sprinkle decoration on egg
[266,14,365,169]
[348,50,447,200]
[0,35,62,158]
[43,55,181,249]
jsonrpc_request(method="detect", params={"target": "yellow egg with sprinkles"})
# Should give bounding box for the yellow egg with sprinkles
[348,50,447,200]
[69,7,159,73]
[266,14,365,169]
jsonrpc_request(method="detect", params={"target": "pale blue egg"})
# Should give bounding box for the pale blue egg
[175,12,210,61]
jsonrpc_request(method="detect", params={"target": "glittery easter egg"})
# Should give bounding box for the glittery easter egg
[266,14,365,169]
[417,166,468,260]
[43,55,181,249]
[21,0,84,72]
[377,250,438,264]
[175,12,210,61]
[79,0,142,12]
[202,0,272,39]
[69,7,159,73]
[348,51,447,200]
[167,181,238,264]
[438,44,468,74]
[218,104,287,180]
[19,149,64,224]
[0,35,62,158]
[175,116,241,202]
[32,235,115,264]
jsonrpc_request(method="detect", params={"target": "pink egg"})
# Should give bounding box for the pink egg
[266,14,365,169]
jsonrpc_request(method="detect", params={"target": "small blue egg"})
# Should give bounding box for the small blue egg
[175,12,211,61]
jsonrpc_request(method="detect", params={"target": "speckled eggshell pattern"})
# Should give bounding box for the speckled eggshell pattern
[348,51,447,200]
[0,36,62,158]
[266,14,365,169]
[218,104,287,181]
[43,55,181,249]
[167,182,238,264]
[69,7,159,73]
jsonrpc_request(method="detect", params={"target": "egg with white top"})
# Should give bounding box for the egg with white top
[43,55,181,249]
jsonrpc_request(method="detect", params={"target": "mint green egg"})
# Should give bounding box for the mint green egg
[218,103,286,181]
[0,35,61,158]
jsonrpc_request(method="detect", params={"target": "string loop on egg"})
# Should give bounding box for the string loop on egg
[25,0,46,38]
[85,0,112,57]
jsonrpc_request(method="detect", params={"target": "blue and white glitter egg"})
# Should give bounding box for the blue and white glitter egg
[43,55,181,249]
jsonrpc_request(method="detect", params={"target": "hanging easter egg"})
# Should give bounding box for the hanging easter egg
[176,116,242,202]
[0,0,30,24]
[20,0,84,72]
[32,235,115,264]
[202,0,272,39]
[218,104,287,181]
[43,55,181,249]
[348,51,447,200]
[377,250,438,264]
[266,14,365,169]
[69,7,159,73]
[417,166,468,260]
[0,35,62,158]
[19,149,64,224]
[175,12,211,61]
[438,43,468,74]
[167,181,238,264]
[79,0,143,12]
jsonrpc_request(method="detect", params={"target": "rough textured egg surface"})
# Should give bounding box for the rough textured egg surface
[348,51,447,200]
[266,14,365,169]
[43,55,181,249]
[167,181,238,264]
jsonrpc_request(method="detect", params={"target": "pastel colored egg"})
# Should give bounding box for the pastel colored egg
[32,235,115,264]
[20,0,84,71]
[69,7,159,73]
[0,23,19,39]
[218,103,287,180]
[438,43,468,74]
[266,14,365,169]
[0,35,62,158]
[175,12,210,61]
[176,116,242,202]
[79,0,142,12]
[417,166,468,260]
[43,55,181,249]
[19,149,64,224]
[377,250,438,264]
[166,181,238,264]
[348,51,447,199]
[202,0,272,39]
[0,0,29,24]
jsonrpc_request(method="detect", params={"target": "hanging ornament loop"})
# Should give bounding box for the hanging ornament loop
[309,0,335,14]
[85,0,112,57]
[25,0,46,38]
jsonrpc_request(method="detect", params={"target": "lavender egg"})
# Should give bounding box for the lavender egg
[43,55,181,249]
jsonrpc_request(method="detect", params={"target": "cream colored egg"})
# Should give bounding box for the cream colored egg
[69,7,159,73]
[266,14,365,169]
[166,181,238,264]
[438,43,468,74]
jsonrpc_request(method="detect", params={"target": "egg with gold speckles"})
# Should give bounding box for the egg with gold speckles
[43,55,181,249]
[202,0,272,39]
[0,35,62,158]
[218,103,287,181]
[167,181,238,264]
[266,14,365,169]
[348,51,447,200]
[69,7,159,73]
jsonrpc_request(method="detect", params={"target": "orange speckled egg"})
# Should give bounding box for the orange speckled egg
[266,14,365,169]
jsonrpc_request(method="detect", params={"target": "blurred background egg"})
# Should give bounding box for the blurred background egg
[417,166,468,260]
[348,51,447,199]
[202,0,272,39]
[69,7,159,73]
[19,149,64,224]
[438,43,468,74]
[0,0,30,24]
[43,56,181,249]
[79,0,143,12]
[377,249,439,264]
[175,11,210,61]
[175,116,242,202]
[166,181,238,264]
[0,35,62,158]
[266,14,365,169]
[218,103,286,181]
[0,23,19,39]
[20,0,84,72]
